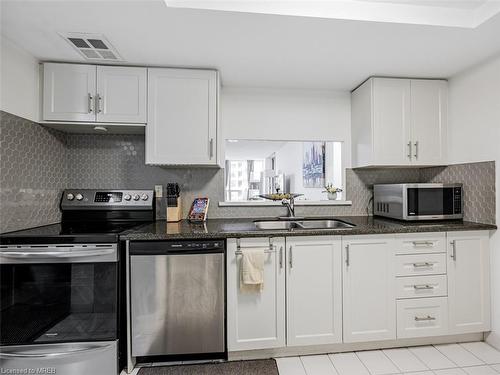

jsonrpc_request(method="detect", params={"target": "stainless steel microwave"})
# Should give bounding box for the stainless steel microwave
[373,183,463,221]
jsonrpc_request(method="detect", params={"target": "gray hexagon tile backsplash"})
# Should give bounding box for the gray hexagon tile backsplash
[1,112,66,232]
[0,111,496,232]
[421,161,496,224]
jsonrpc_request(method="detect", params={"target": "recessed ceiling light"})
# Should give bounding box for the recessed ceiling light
[163,0,500,28]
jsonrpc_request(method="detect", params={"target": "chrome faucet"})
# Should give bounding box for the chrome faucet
[282,197,296,218]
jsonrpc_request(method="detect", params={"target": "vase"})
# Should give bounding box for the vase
[327,192,337,200]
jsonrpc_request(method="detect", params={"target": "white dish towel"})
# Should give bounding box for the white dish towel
[240,248,265,293]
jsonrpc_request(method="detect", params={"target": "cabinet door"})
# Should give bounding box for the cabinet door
[448,231,490,334]
[410,80,447,165]
[286,236,342,346]
[146,68,218,165]
[96,66,146,123]
[43,63,96,122]
[372,78,412,166]
[226,238,285,351]
[343,235,396,343]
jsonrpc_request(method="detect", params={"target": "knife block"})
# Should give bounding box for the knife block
[166,197,182,222]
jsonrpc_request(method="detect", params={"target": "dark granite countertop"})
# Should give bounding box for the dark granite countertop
[120,216,497,241]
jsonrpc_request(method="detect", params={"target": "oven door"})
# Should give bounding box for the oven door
[0,244,118,347]
[405,186,462,220]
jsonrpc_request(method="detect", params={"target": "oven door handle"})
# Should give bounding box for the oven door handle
[0,343,112,358]
[0,248,115,259]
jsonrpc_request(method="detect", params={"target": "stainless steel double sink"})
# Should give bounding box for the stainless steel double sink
[254,219,355,231]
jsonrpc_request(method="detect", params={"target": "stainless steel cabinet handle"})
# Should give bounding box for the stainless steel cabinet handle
[412,241,434,247]
[209,138,214,159]
[96,94,102,113]
[345,244,350,267]
[413,262,433,268]
[88,93,93,113]
[414,284,434,290]
[289,246,293,269]
[279,246,283,269]
[414,315,436,322]
[414,141,419,159]
[407,142,412,160]
[450,240,457,261]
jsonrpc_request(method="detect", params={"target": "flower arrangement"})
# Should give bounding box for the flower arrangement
[323,184,343,200]
[323,184,343,194]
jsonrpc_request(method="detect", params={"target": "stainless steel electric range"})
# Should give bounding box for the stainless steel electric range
[0,189,154,375]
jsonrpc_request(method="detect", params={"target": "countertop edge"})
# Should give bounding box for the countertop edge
[120,219,497,241]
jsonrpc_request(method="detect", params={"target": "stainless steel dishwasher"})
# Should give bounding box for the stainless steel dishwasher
[129,240,225,361]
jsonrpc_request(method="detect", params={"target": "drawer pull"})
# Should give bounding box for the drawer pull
[412,241,434,247]
[414,315,436,322]
[413,262,433,268]
[413,284,434,290]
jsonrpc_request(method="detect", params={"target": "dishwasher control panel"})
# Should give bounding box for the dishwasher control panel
[130,240,225,255]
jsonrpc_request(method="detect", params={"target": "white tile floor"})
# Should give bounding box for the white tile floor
[276,342,500,375]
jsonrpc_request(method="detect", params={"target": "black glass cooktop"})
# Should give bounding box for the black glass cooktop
[0,221,151,245]
[60,221,142,235]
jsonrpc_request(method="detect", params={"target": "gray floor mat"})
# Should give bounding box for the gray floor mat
[137,359,279,375]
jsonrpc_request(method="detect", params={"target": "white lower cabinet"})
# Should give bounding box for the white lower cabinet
[286,236,342,346]
[342,235,396,343]
[447,231,491,334]
[227,230,491,353]
[227,238,286,351]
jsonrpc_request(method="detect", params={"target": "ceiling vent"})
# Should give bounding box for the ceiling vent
[59,32,123,62]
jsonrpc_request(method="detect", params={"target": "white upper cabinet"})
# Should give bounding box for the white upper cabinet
[43,63,97,122]
[410,80,447,165]
[343,235,396,343]
[226,238,286,351]
[286,236,342,346]
[43,63,146,124]
[447,231,490,334]
[146,68,219,165]
[96,66,146,123]
[351,77,447,167]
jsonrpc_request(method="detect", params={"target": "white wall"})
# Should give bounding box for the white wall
[221,87,352,167]
[447,54,500,348]
[0,36,40,122]
[275,141,342,201]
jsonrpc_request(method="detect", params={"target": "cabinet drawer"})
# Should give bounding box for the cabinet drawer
[397,297,448,338]
[395,233,446,255]
[396,275,447,299]
[395,253,447,276]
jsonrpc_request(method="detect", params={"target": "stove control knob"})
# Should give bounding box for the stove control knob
[67,193,75,201]
[141,194,149,201]
[76,193,84,201]
[124,194,131,201]
[133,194,140,201]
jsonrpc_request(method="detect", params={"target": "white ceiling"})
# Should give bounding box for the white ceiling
[225,140,287,159]
[357,0,488,10]
[1,0,500,90]
[165,0,500,28]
